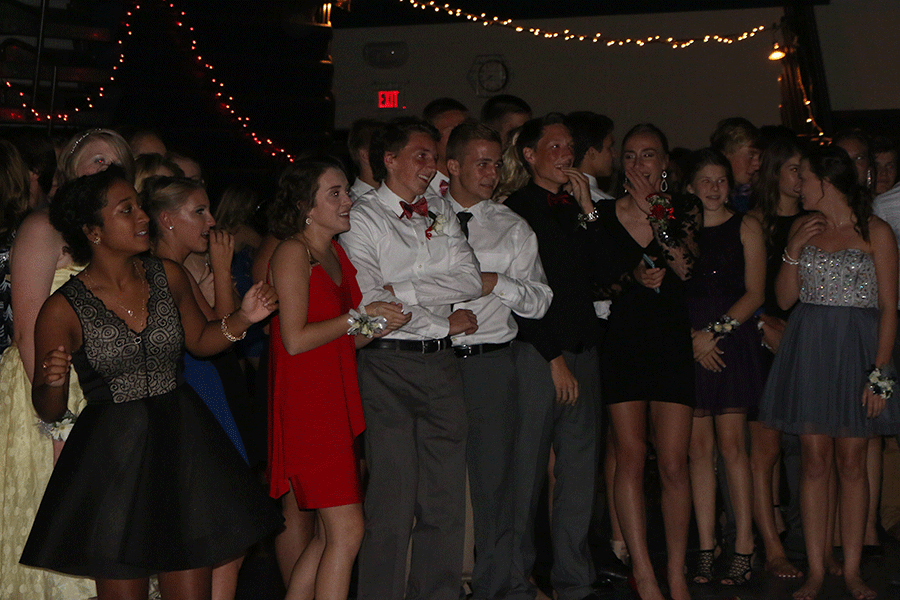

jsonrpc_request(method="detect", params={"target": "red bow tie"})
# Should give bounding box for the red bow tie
[547,191,572,206]
[400,198,429,219]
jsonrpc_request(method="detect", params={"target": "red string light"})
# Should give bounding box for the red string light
[1,0,296,162]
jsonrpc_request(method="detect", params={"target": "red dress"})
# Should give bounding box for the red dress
[267,241,366,509]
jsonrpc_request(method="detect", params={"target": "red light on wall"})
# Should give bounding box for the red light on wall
[378,90,399,108]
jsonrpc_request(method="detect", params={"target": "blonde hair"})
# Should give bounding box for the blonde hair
[58,129,135,184]
[493,128,530,201]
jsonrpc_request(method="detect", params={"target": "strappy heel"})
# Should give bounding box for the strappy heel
[693,548,715,584]
[721,551,753,586]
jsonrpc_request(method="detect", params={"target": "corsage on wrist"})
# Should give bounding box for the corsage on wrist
[37,410,76,441]
[704,314,740,339]
[577,208,599,229]
[646,194,675,226]
[347,308,387,338]
[866,365,896,399]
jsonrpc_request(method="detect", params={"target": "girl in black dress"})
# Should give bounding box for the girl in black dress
[598,124,700,600]
[23,167,282,600]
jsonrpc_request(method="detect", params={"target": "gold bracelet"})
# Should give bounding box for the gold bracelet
[221,313,247,342]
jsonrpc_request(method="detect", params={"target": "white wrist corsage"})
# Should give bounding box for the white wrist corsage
[37,410,77,441]
[704,314,741,339]
[866,365,896,399]
[347,308,387,338]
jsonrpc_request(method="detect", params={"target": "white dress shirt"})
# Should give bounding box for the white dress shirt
[428,170,450,198]
[585,173,615,203]
[340,184,482,340]
[449,195,553,346]
[584,173,613,318]
[350,177,376,202]
[873,180,900,309]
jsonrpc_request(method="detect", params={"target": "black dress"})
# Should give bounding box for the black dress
[684,214,765,416]
[21,255,281,579]
[597,197,698,406]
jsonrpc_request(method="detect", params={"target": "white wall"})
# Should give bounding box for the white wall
[332,1,899,149]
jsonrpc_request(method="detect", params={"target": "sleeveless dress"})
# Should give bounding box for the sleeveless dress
[268,241,366,509]
[20,256,281,579]
[0,264,94,599]
[597,197,697,406]
[685,214,765,416]
[759,246,900,437]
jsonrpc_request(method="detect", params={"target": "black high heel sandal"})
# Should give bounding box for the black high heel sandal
[692,549,715,584]
[721,552,753,586]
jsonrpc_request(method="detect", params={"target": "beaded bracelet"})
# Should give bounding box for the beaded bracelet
[37,410,76,441]
[704,314,741,339]
[221,313,247,342]
[346,308,387,338]
[781,250,800,265]
[866,365,897,399]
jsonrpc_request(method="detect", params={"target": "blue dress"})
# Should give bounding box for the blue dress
[759,246,900,437]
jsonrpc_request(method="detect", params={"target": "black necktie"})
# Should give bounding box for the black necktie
[457,211,472,239]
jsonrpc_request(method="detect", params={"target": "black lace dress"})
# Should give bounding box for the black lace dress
[21,255,281,579]
[597,196,700,406]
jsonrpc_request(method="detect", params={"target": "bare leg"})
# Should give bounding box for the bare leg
[96,578,150,600]
[286,513,325,600]
[312,503,365,600]
[750,421,803,577]
[605,429,628,563]
[650,402,694,600]
[835,438,877,600]
[609,401,666,600]
[750,422,802,577]
[688,415,716,583]
[158,567,214,600]
[794,435,832,600]
[825,464,844,576]
[864,436,882,547]
[212,555,244,600]
[276,486,316,587]
[716,413,754,584]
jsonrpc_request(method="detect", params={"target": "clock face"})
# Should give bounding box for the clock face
[478,59,508,92]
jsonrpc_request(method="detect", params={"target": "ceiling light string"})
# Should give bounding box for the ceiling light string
[395,0,766,48]
[164,0,296,161]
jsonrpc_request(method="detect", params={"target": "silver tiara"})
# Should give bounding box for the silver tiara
[67,129,104,157]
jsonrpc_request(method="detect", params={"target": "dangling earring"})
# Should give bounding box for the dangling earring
[660,170,668,193]
[867,169,873,190]
[305,216,312,226]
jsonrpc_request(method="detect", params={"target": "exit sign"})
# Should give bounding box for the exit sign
[378,90,400,109]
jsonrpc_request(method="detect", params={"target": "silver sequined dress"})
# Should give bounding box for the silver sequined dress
[759,246,900,437]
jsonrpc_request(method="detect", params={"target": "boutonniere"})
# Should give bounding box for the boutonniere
[425,211,448,240]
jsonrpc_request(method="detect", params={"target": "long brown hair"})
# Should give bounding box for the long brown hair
[751,137,803,246]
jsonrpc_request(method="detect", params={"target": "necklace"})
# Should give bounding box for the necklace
[81,259,149,326]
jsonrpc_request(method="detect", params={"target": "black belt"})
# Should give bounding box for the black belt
[364,336,452,354]
[454,341,511,358]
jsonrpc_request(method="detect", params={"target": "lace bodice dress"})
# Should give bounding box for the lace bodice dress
[758,246,900,437]
[20,255,281,579]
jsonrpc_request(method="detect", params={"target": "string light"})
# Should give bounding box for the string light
[164,0,296,161]
[394,0,766,48]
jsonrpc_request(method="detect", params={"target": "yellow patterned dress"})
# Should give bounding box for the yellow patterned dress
[0,264,94,599]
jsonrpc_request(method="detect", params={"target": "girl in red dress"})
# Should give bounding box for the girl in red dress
[267,158,409,600]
